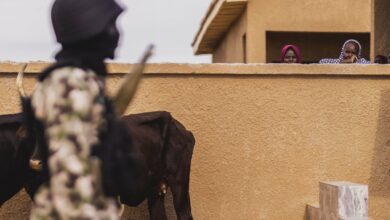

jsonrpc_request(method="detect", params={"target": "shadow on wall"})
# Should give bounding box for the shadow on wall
[370,89,390,197]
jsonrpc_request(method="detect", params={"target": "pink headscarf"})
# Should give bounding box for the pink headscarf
[280,45,301,63]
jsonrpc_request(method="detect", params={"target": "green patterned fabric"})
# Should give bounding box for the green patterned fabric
[30,67,119,220]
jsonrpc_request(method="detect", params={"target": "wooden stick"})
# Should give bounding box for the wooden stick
[113,45,154,115]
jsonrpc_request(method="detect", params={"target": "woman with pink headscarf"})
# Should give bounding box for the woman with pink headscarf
[280,45,301,63]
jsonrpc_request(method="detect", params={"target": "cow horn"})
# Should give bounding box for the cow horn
[16,63,28,97]
[113,45,154,115]
[118,204,125,217]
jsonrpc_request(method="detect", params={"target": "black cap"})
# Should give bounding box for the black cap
[51,0,124,43]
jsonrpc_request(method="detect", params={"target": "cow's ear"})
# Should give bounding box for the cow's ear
[16,126,28,139]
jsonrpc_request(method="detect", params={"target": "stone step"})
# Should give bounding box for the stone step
[306,204,319,220]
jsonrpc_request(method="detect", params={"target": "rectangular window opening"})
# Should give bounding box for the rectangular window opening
[266,32,370,63]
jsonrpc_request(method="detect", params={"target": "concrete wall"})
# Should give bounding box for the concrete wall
[1,63,390,219]
[247,0,372,63]
[374,0,390,57]
[212,10,247,63]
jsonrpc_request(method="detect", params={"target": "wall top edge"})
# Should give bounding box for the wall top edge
[1,62,390,76]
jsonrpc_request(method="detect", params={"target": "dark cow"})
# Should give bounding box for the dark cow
[120,111,195,220]
[0,111,195,220]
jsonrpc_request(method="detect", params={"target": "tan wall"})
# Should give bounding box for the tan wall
[2,63,390,219]
[374,0,390,57]
[212,10,247,63]
[247,0,372,63]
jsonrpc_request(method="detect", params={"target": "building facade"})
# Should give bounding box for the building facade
[193,0,390,63]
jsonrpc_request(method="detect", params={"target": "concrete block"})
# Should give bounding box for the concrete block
[319,181,368,220]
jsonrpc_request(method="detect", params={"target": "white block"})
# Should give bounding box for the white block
[319,181,368,220]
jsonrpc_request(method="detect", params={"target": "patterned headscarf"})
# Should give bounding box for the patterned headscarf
[280,45,301,63]
[319,39,370,64]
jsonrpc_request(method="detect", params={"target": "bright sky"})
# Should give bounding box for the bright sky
[0,0,212,63]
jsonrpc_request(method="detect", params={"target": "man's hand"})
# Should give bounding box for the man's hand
[341,55,358,63]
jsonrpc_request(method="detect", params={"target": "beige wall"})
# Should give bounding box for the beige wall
[213,10,247,63]
[2,63,390,219]
[247,0,372,63]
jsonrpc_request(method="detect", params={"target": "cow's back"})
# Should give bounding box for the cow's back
[122,111,169,170]
[122,111,195,181]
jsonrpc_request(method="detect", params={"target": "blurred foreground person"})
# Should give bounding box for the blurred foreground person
[28,0,125,219]
[319,39,370,64]
[280,45,301,63]
[374,55,388,64]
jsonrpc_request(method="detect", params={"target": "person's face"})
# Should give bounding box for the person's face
[343,42,359,62]
[284,49,298,63]
[104,20,120,59]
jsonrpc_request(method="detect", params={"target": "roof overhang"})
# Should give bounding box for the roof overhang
[192,0,248,55]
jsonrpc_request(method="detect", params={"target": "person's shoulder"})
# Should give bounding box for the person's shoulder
[51,66,88,75]
[357,58,370,64]
[38,62,89,81]
[51,66,91,79]
[319,58,339,64]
